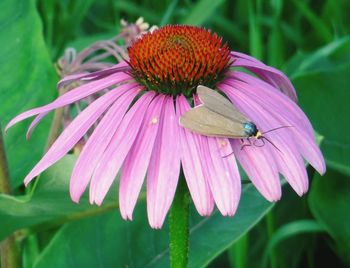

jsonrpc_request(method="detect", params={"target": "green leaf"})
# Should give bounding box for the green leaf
[33,207,168,268]
[0,155,118,241]
[113,2,159,24]
[267,0,284,67]
[287,36,350,175]
[248,0,263,60]
[309,169,350,264]
[160,0,179,26]
[285,36,350,76]
[180,0,225,26]
[232,188,315,268]
[262,219,325,268]
[0,0,58,187]
[292,0,333,43]
[33,184,273,268]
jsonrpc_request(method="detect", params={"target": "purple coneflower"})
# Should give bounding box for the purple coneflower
[7,25,325,228]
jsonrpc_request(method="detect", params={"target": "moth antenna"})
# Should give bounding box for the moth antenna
[261,136,283,154]
[262,125,294,135]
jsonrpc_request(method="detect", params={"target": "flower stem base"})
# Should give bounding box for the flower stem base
[169,175,190,268]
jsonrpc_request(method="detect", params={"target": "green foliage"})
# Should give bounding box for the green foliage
[288,37,350,176]
[31,180,272,268]
[180,0,226,26]
[0,0,58,188]
[262,219,325,268]
[309,169,350,264]
[0,0,349,267]
[0,155,118,241]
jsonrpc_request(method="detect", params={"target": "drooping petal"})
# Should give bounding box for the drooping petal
[6,73,132,131]
[223,72,314,138]
[23,84,137,186]
[88,92,155,205]
[57,73,89,89]
[119,94,165,220]
[201,136,242,215]
[224,86,309,195]
[192,95,241,216]
[220,81,325,175]
[57,61,130,88]
[231,51,297,101]
[26,112,49,139]
[272,139,309,195]
[230,140,281,201]
[219,86,283,201]
[69,87,141,203]
[147,96,181,229]
[176,95,214,216]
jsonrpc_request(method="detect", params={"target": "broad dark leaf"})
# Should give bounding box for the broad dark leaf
[0,0,58,187]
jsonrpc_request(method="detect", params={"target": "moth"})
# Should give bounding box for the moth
[180,85,289,150]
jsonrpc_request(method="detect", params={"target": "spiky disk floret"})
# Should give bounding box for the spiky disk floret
[128,25,231,96]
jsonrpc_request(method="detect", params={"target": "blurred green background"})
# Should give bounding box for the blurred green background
[0,0,350,267]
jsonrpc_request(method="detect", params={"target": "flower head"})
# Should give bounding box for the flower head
[7,25,325,228]
[128,25,230,95]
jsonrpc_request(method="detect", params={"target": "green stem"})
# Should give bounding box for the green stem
[45,106,65,151]
[169,175,190,268]
[0,127,21,268]
[0,128,11,194]
[266,211,277,268]
[228,233,249,268]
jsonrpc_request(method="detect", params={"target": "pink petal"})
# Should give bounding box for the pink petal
[6,73,132,131]
[231,51,297,101]
[23,84,137,186]
[231,140,281,201]
[226,87,309,195]
[89,91,154,205]
[119,94,165,220]
[69,88,141,203]
[193,96,241,216]
[57,73,89,89]
[222,72,314,139]
[26,112,49,139]
[219,87,283,201]
[176,95,214,216]
[202,136,242,215]
[220,82,325,175]
[273,140,309,195]
[147,96,181,229]
[57,61,130,88]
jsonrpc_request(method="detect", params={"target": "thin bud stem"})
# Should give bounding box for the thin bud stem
[45,86,70,151]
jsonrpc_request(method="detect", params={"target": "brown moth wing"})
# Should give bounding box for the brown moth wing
[197,85,248,123]
[179,105,246,138]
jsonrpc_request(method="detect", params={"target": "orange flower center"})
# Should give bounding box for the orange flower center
[128,25,231,96]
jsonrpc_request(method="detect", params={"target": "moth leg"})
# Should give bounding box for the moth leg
[240,138,252,150]
[253,138,265,147]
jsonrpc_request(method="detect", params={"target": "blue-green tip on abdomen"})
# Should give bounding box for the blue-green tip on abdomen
[243,122,258,137]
